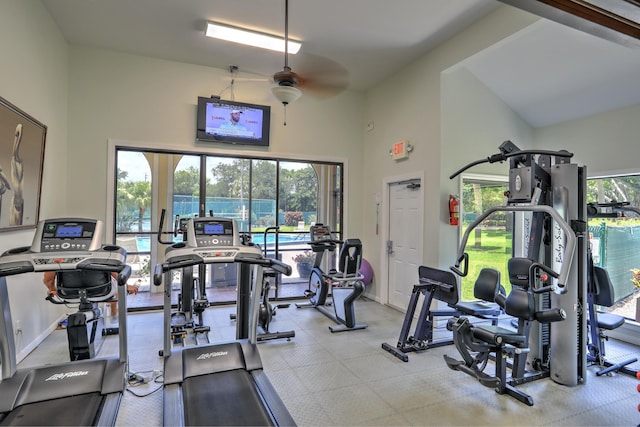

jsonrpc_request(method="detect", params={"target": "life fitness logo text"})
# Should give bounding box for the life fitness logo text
[196,351,228,360]
[45,371,89,381]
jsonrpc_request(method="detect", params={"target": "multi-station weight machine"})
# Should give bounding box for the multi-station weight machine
[443,141,588,405]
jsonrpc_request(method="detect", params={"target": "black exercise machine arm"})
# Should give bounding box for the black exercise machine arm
[528,262,559,294]
[235,252,292,276]
[449,140,574,179]
[451,205,576,293]
[157,208,179,245]
[588,201,640,218]
[308,239,343,252]
[262,226,280,257]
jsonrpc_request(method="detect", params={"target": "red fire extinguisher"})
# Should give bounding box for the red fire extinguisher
[449,194,460,226]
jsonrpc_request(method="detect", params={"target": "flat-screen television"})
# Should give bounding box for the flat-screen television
[196,96,271,147]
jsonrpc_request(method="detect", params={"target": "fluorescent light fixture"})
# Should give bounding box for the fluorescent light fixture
[205,21,301,54]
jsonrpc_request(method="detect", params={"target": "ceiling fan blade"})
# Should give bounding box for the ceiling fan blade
[293,53,349,99]
[225,77,270,82]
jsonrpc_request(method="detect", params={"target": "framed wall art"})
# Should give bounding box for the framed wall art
[0,96,47,232]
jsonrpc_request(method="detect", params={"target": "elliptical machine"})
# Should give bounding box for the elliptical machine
[157,209,210,350]
[296,224,367,332]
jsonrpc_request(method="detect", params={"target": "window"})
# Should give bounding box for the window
[587,174,640,320]
[460,172,640,320]
[113,147,343,310]
[459,175,511,300]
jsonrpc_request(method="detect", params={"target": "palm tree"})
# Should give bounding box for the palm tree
[128,180,151,232]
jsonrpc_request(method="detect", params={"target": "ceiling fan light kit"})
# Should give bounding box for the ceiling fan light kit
[271,85,302,105]
[205,21,301,54]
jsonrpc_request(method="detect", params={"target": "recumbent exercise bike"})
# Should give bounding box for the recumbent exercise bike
[296,224,367,332]
[46,269,119,361]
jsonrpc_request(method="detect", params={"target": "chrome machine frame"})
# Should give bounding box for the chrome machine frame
[450,141,587,394]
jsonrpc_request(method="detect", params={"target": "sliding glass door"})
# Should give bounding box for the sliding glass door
[114,147,343,310]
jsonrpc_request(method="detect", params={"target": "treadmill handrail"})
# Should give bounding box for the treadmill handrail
[235,252,292,276]
[160,254,205,272]
[0,249,128,278]
[452,205,576,293]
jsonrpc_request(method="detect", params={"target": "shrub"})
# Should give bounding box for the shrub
[284,211,304,226]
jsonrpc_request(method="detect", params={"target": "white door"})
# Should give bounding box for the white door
[387,179,423,310]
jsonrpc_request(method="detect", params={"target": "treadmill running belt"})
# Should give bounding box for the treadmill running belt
[183,369,274,426]
[0,392,104,426]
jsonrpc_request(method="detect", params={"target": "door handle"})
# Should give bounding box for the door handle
[386,240,394,255]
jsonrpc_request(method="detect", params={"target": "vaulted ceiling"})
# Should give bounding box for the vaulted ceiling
[42,0,640,128]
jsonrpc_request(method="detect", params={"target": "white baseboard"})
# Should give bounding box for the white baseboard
[363,293,381,304]
[16,315,66,363]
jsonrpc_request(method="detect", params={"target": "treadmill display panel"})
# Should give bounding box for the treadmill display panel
[194,221,232,236]
[39,220,99,252]
[55,225,84,238]
[193,219,235,247]
[204,223,225,235]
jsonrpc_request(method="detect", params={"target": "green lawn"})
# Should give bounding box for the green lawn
[460,229,512,301]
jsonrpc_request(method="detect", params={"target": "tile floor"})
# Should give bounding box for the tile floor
[18,297,640,426]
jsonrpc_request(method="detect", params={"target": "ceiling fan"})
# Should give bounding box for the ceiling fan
[271,0,349,123]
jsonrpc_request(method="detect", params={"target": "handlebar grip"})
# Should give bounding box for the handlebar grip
[532,284,557,294]
[153,264,164,286]
[0,262,35,278]
[78,263,125,273]
[450,253,468,277]
[234,253,293,276]
[161,257,202,272]
[536,308,566,323]
[173,215,180,237]
[529,262,561,291]
[235,252,265,265]
[117,265,132,286]
[270,259,292,276]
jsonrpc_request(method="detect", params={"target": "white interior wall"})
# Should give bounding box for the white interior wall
[441,66,534,265]
[66,47,365,239]
[361,5,539,302]
[0,0,69,360]
[442,66,535,168]
[534,104,640,176]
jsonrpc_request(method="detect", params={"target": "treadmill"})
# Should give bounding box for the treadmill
[0,218,131,426]
[155,217,296,426]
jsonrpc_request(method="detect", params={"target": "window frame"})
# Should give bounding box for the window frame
[106,139,346,309]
